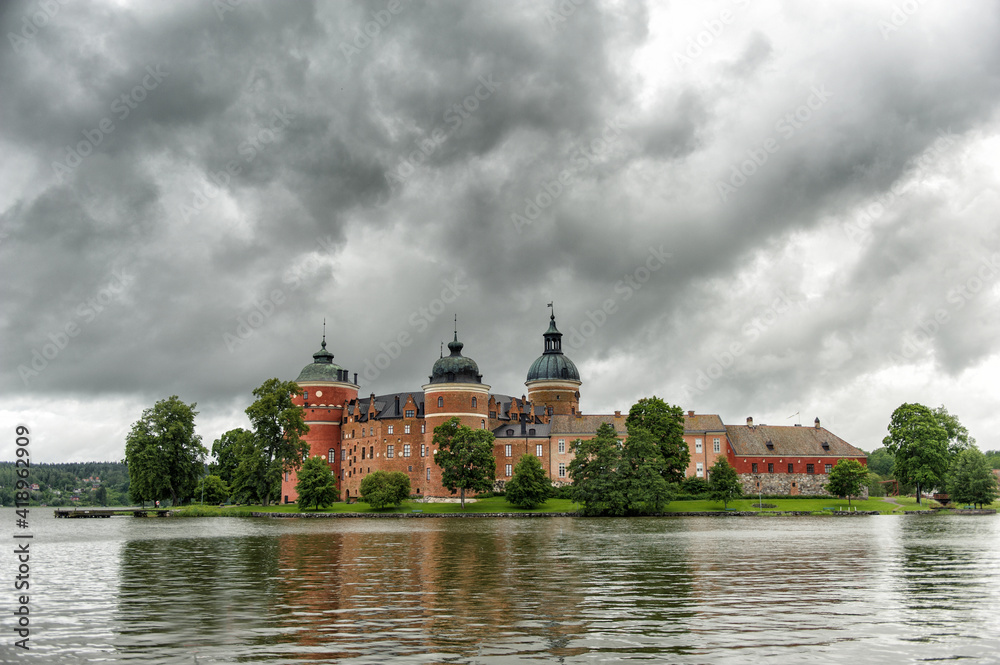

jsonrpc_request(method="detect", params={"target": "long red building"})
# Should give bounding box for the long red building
[280,310,867,503]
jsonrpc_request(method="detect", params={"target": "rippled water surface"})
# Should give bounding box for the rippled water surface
[4,510,1000,663]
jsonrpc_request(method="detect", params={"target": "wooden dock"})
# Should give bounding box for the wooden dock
[54,507,172,518]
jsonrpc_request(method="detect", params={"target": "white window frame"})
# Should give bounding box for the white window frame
[387,445,394,458]
[536,444,543,457]
[505,444,512,457]
[696,462,704,477]
[713,438,721,453]
[695,438,703,453]
[558,439,565,453]
[558,462,566,478]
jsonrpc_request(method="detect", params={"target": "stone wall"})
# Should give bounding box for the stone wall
[739,472,869,499]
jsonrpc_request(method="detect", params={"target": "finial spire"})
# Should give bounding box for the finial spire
[453,313,458,342]
[321,318,327,349]
[548,301,554,320]
[440,341,444,358]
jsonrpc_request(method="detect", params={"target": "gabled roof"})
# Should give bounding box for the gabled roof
[549,414,628,436]
[726,424,866,458]
[493,421,552,439]
[684,414,726,432]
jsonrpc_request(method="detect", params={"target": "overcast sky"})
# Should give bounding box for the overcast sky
[2,0,999,463]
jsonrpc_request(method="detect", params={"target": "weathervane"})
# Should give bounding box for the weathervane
[547,301,554,318]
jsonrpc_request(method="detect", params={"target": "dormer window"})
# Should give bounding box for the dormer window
[506,429,514,436]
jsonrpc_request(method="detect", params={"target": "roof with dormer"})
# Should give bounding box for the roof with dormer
[725,424,866,458]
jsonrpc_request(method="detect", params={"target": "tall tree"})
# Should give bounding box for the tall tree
[932,405,975,456]
[360,470,410,509]
[948,447,999,508]
[625,396,689,484]
[245,378,310,506]
[295,456,338,511]
[825,459,869,508]
[618,428,673,513]
[708,457,742,509]
[882,403,950,505]
[865,447,895,477]
[195,475,231,505]
[432,417,496,508]
[210,428,253,486]
[505,453,552,509]
[568,423,627,516]
[124,396,206,506]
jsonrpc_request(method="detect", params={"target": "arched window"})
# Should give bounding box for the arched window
[328,449,335,463]
[472,397,477,408]
[481,419,486,429]
[438,396,444,408]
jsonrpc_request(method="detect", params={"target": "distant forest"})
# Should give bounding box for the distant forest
[0,461,129,506]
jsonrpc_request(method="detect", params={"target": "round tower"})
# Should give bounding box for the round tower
[281,328,359,504]
[422,326,490,434]
[525,307,582,416]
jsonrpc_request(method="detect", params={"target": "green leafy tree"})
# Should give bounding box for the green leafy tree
[211,429,268,504]
[505,453,552,509]
[824,459,868,508]
[984,450,1000,470]
[245,378,310,506]
[360,470,411,509]
[210,428,253,486]
[195,475,231,504]
[568,423,627,516]
[618,428,673,513]
[865,447,895,477]
[680,475,710,497]
[432,417,496,508]
[932,405,975,456]
[708,457,742,509]
[95,486,108,506]
[883,403,950,505]
[625,397,690,484]
[948,447,999,508]
[124,396,207,506]
[295,456,338,511]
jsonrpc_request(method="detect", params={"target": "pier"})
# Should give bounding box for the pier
[54,507,172,518]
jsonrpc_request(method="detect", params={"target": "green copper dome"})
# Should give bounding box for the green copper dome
[526,312,580,382]
[429,333,482,384]
[295,336,348,383]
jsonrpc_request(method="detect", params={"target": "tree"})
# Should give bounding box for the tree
[195,475,231,504]
[882,403,950,505]
[505,454,552,509]
[865,447,895,477]
[211,428,270,504]
[95,486,108,507]
[948,447,999,508]
[985,450,1000,470]
[625,397,690,484]
[433,417,496,508]
[825,459,868,508]
[568,423,627,516]
[360,470,411,509]
[618,428,673,513]
[295,456,338,511]
[210,428,253,486]
[708,457,742,509]
[244,378,310,506]
[124,396,206,506]
[932,405,975,456]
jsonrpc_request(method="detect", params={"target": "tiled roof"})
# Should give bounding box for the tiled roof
[550,414,628,436]
[684,414,726,432]
[725,424,866,458]
[493,421,552,438]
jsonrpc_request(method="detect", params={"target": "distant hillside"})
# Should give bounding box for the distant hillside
[0,461,129,506]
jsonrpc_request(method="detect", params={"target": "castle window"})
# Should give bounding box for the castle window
[408,465,412,472]
[426,467,431,480]
[768,463,774,473]
[505,464,512,477]
[405,425,411,434]
[529,428,535,435]
[341,450,346,461]
[696,462,704,477]
[751,463,758,473]
[438,396,444,408]
[558,439,565,453]
[788,463,793,473]
[695,438,703,453]
[806,464,815,474]
[328,449,335,463]
[369,446,373,459]
[303,391,308,400]
[421,423,426,434]
[284,472,289,482]
[490,411,497,418]
[506,429,514,436]
[558,463,566,478]
[387,425,393,434]
[387,445,394,458]
[405,409,415,418]
[536,444,543,457]
[505,444,512,457]
[825,464,833,473]
[472,397,477,408]
[403,444,411,457]
[361,448,366,460]
[713,438,721,453]
[421,444,426,457]
[481,420,485,429]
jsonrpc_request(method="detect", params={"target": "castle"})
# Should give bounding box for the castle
[280,309,867,503]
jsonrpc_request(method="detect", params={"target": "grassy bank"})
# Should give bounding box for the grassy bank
[165,495,1000,517]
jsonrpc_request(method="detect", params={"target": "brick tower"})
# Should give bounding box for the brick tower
[525,305,582,416]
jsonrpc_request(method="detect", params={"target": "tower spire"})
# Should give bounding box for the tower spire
[321,318,327,349]
[454,313,458,342]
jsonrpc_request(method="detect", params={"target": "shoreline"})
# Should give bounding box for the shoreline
[249,508,996,519]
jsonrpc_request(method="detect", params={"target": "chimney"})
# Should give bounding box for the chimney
[353,372,358,385]
[747,416,753,427]
[614,410,621,417]
[687,410,694,417]
[395,395,400,415]
[814,417,821,429]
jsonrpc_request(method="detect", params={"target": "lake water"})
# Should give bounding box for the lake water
[3,509,1000,664]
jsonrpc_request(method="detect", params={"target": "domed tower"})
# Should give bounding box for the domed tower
[422,320,490,434]
[281,325,359,504]
[526,306,581,416]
